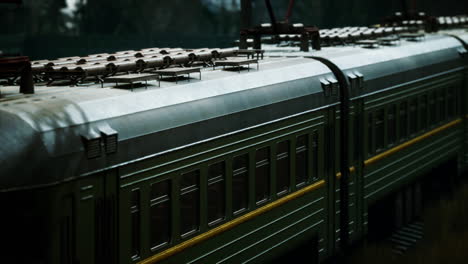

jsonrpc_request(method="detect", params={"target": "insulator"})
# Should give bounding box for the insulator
[170,53,190,65]
[88,53,109,58]
[115,50,135,55]
[56,56,80,62]
[113,60,138,72]
[74,64,107,75]
[105,63,117,73]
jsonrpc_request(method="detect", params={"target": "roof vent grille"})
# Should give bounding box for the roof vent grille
[100,126,118,154]
[82,131,102,159]
[320,78,331,96]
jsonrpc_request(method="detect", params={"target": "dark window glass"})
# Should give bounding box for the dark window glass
[353,115,359,163]
[131,189,139,210]
[420,95,428,130]
[438,89,446,122]
[208,162,225,225]
[312,131,319,179]
[399,102,408,140]
[150,203,170,249]
[208,161,225,181]
[296,135,308,187]
[409,98,418,135]
[276,140,290,195]
[151,181,170,200]
[447,87,455,118]
[375,109,384,151]
[429,91,436,125]
[60,216,73,264]
[454,86,459,116]
[130,189,140,259]
[180,170,199,237]
[255,147,270,204]
[388,105,397,146]
[233,154,249,214]
[150,181,171,249]
[367,112,373,156]
[180,170,198,190]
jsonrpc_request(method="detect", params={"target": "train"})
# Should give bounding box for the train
[1,12,468,264]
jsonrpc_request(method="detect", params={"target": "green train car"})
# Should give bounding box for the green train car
[1,25,467,264]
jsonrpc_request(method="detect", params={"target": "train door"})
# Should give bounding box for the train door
[463,67,468,168]
[55,169,118,264]
[94,169,118,264]
[325,105,337,255]
[59,194,75,264]
[327,93,366,254]
[350,97,365,240]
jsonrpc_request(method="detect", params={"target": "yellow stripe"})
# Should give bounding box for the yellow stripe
[335,118,462,177]
[138,179,326,264]
[364,118,462,167]
[336,166,355,179]
[140,118,462,263]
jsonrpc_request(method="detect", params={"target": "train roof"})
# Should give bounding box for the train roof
[0,30,467,191]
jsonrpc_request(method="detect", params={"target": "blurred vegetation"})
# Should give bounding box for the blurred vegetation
[0,0,467,59]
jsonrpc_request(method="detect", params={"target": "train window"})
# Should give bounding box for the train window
[375,109,384,151]
[454,86,459,116]
[353,115,359,163]
[447,87,455,118]
[180,170,198,190]
[233,154,249,214]
[399,102,408,141]
[312,131,319,179]
[420,94,428,130]
[409,98,418,135]
[60,197,74,264]
[296,135,308,187]
[255,147,270,205]
[150,181,171,249]
[208,161,225,225]
[130,189,140,259]
[367,112,373,156]
[429,91,436,125]
[438,89,446,122]
[151,180,170,199]
[388,105,397,146]
[276,140,290,195]
[180,170,200,237]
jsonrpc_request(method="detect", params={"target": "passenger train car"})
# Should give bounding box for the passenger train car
[0,19,468,264]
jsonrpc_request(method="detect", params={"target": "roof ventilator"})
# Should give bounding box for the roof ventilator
[327,77,339,95]
[348,71,364,89]
[458,47,467,58]
[81,130,102,159]
[320,78,332,96]
[355,39,379,48]
[354,71,364,89]
[400,33,425,41]
[100,126,118,154]
[347,73,358,89]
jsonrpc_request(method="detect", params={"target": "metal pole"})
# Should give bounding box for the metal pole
[240,0,252,29]
[401,0,409,18]
[19,63,34,94]
[264,0,278,33]
[284,0,295,23]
